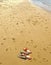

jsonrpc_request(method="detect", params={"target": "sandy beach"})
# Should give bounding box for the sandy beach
[0,0,51,65]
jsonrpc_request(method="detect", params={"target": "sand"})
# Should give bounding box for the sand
[0,1,51,65]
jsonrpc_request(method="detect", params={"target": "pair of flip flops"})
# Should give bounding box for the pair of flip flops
[18,48,32,60]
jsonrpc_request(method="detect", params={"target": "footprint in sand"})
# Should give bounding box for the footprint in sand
[42,58,48,62]
[5,48,9,52]
[12,38,15,41]
[16,22,19,25]
[3,38,6,40]
[20,30,23,33]
[1,43,4,45]
[45,26,48,29]
[26,41,29,44]
[0,62,2,64]
[45,26,48,31]
[49,52,51,54]
[33,45,38,48]
[43,48,47,51]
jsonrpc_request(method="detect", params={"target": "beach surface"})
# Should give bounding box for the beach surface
[29,0,51,11]
[0,1,51,65]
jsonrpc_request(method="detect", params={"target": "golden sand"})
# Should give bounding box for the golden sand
[0,1,51,65]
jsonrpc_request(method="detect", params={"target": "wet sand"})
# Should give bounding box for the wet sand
[0,1,51,65]
[29,0,51,12]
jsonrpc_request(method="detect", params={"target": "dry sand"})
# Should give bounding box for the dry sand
[0,1,51,65]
